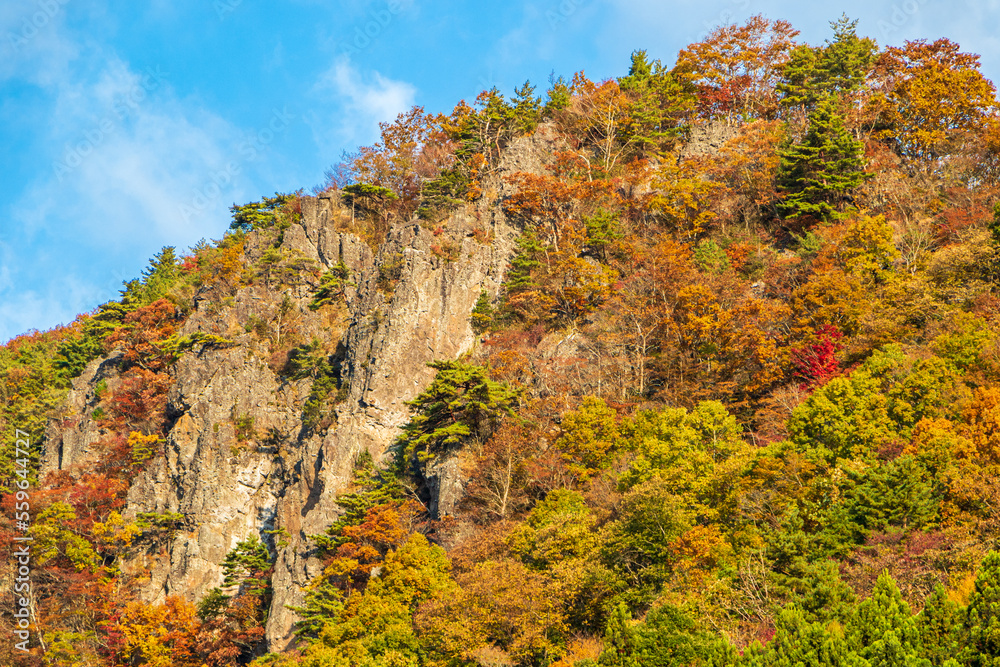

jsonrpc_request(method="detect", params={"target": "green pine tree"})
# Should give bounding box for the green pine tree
[512,80,542,134]
[599,603,636,667]
[763,606,867,667]
[396,360,519,467]
[630,604,735,667]
[776,96,866,221]
[470,290,495,333]
[778,15,877,111]
[918,585,965,667]
[498,231,546,323]
[544,72,572,115]
[819,15,878,96]
[229,192,293,232]
[53,296,138,381]
[618,49,693,153]
[848,571,928,667]
[220,535,272,593]
[778,44,823,110]
[966,551,1000,666]
[140,246,180,304]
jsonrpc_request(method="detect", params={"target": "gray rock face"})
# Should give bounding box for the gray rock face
[39,125,561,650]
[41,348,124,474]
[681,119,739,158]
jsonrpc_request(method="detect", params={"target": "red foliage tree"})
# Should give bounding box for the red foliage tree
[790,323,843,387]
[103,368,172,435]
[103,298,179,372]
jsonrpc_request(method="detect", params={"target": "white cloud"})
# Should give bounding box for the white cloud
[309,57,416,153]
[0,0,80,86]
[14,55,244,246]
[1,51,295,341]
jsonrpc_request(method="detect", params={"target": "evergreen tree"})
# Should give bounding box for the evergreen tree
[918,585,965,667]
[768,551,858,624]
[624,49,654,80]
[458,86,518,165]
[819,15,878,95]
[848,571,927,667]
[966,551,1000,667]
[470,290,495,333]
[599,603,636,667]
[778,15,877,111]
[499,231,547,323]
[762,606,867,667]
[53,293,141,381]
[396,360,520,467]
[512,80,542,134]
[295,534,453,666]
[845,456,941,535]
[737,642,767,667]
[776,96,866,221]
[312,451,402,553]
[229,192,292,232]
[53,321,108,381]
[618,50,694,153]
[544,72,572,115]
[630,604,735,667]
[140,246,180,304]
[778,44,823,110]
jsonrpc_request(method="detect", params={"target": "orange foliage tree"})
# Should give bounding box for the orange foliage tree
[102,299,178,372]
[331,106,453,221]
[568,73,634,174]
[871,38,998,162]
[675,15,799,119]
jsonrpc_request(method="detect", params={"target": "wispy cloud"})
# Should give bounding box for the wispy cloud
[15,55,242,244]
[0,0,79,86]
[308,56,416,155]
[1,48,286,341]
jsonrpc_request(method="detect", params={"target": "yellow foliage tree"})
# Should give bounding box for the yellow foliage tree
[117,597,200,667]
[649,156,722,239]
[873,38,998,162]
[964,386,1000,464]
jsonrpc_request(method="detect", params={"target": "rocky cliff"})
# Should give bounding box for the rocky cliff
[39,126,563,649]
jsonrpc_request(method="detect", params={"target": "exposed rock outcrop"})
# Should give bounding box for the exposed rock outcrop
[40,126,562,649]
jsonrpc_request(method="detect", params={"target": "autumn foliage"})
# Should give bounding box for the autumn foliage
[7,12,1000,667]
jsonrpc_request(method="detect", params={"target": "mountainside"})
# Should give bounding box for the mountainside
[7,14,1000,667]
[36,128,556,647]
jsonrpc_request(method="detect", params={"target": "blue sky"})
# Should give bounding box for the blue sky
[1,0,998,342]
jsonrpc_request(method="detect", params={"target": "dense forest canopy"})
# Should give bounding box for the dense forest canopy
[5,13,1000,667]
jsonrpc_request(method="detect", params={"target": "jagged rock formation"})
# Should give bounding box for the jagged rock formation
[39,127,561,649]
